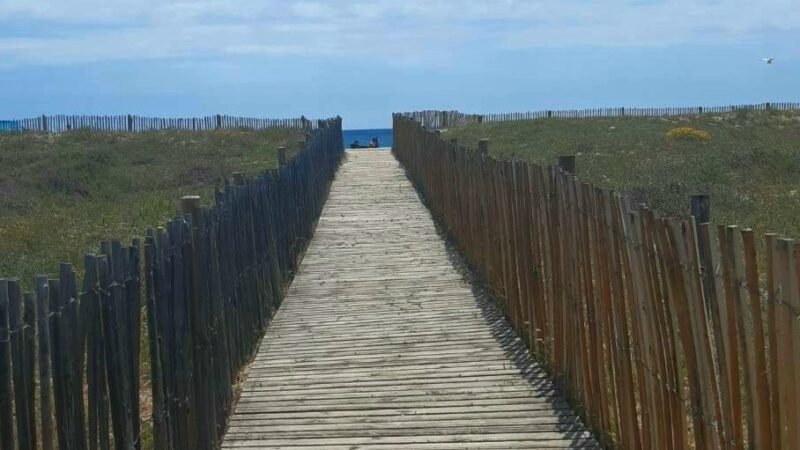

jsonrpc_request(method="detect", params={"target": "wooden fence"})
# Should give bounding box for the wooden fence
[4,114,322,133]
[0,117,344,450]
[393,114,800,450]
[401,101,800,129]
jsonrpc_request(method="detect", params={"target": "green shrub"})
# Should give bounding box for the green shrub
[665,127,711,141]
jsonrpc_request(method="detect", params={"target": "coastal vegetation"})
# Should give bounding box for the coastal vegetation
[441,108,800,239]
[0,128,303,285]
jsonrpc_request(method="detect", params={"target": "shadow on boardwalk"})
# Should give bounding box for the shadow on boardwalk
[222,149,599,449]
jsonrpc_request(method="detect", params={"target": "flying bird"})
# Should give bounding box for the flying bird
[763,57,774,64]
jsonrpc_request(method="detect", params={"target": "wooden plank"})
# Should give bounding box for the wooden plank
[0,279,14,450]
[22,292,37,450]
[702,224,735,448]
[719,226,744,447]
[222,149,597,449]
[765,234,782,450]
[774,239,798,449]
[741,229,772,448]
[9,280,33,450]
[36,276,55,450]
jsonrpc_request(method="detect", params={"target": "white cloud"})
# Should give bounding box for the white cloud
[0,0,797,67]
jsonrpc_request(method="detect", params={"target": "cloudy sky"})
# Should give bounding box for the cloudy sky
[0,0,798,128]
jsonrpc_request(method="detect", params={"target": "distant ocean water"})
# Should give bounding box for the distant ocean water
[0,120,21,132]
[343,128,393,148]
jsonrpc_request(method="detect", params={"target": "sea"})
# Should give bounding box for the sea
[343,128,393,149]
[0,120,21,132]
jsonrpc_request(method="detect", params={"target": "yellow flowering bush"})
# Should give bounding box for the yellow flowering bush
[665,127,711,141]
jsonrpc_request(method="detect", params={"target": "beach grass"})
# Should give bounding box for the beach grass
[440,108,800,240]
[0,127,304,286]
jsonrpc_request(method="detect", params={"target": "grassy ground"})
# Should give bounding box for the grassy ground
[441,109,800,240]
[1,127,304,447]
[0,128,304,287]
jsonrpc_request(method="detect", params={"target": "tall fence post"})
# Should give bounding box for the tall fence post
[127,115,133,132]
[277,147,287,167]
[232,172,246,186]
[691,193,711,309]
[41,115,48,133]
[478,139,490,157]
[215,115,222,130]
[691,194,710,226]
[557,155,576,174]
[0,280,13,450]
[181,196,201,217]
[691,193,711,250]
[180,195,210,448]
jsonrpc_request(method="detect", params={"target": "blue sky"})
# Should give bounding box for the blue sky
[0,0,798,128]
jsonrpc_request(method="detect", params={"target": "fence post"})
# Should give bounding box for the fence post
[691,194,710,225]
[691,194,711,306]
[181,196,201,218]
[215,114,222,129]
[478,139,489,156]
[691,194,710,250]
[277,147,287,167]
[547,110,552,118]
[557,155,576,174]
[441,111,448,129]
[478,115,484,124]
[179,195,210,447]
[41,115,48,132]
[127,115,133,132]
[0,280,13,450]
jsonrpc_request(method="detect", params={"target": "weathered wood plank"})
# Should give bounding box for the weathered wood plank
[222,149,597,449]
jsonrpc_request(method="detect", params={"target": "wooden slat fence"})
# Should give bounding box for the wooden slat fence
[401,101,800,128]
[393,114,800,450]
[0,117,343,450]
[4,114,322,133]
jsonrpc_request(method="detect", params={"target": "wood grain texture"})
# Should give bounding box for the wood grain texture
[222,149,597,449]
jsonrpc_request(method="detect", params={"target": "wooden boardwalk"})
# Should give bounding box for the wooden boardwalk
[222,149,599,449]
